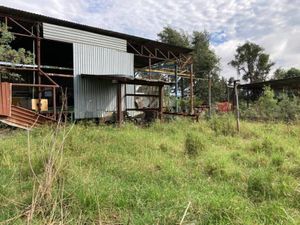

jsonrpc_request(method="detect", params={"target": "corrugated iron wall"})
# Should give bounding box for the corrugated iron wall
[74,77,118,119]
[74,43,134,76]
[43,23,127,52]
[73,43,134,119]
[0,82,11,117]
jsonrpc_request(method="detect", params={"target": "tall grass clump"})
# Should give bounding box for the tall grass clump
[248,136,284,155]
[209,114,237,136]
[184,133,206,157]
[247,169,294,202]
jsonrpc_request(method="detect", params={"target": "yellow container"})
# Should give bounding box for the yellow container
[31,99,48,111]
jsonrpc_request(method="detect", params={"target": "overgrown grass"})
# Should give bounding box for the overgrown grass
[1,117,300,224]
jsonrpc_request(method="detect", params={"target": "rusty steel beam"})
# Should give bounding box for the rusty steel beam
[127,41,181,62]
[12,83,57,88]
[125,93,159,98]
[39,70,59,87]
[12,32,41,39]
[126,108,160,111]
[46,73,73,78]
[8,17,35,37]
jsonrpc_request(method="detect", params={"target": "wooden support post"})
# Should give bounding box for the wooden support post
[189,64,194,115]
[159,85,164,120]
[117,83,123,124]
[234,80,240,132]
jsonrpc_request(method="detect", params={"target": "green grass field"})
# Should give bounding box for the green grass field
[1,116,300,224]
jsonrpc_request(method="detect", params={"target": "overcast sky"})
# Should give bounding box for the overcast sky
[1,0,299,79]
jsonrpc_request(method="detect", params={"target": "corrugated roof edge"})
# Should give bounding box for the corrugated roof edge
[0,5,193,54]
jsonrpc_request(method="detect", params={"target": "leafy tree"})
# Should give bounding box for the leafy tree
[0,23,34,82]
[273,68,286,80]
[157,26,190,48]
[192,31,219,77]
[229,42,274,83]
[0,23,33,64]
[286,68,300,78]
[273,67,300,80]
[158,27,226,103]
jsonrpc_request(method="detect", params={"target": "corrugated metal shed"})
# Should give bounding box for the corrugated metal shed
[43,23,127,52]
[73,43,134,119]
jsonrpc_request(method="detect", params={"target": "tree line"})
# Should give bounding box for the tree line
[157,26,299,104]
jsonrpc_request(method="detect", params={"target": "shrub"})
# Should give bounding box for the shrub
[241,87,300,122]
[184,133,206,157]
[277,93,300,122]
[257,86,279,120]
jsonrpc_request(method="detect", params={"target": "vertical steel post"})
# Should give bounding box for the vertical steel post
[181,77,184,99]
[189,64,194,114]
[175,64,178,113]
[117,83,123,124]
[159,85,164,120]
[32,26,36,99]
[36,23,42,112]
[149,58,151,79]
[234,80,240,132]
[208,72,212,117]
[53,87,56,120]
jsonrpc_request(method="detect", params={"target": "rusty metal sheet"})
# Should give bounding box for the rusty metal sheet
[0,82,12,117]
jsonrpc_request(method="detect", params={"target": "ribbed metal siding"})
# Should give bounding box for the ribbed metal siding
[0,82,11,117]
[43,23,127,52]
[74,43,134,76]
[73,44,134,119]
[74,77,117,119]
[125,84,135,110]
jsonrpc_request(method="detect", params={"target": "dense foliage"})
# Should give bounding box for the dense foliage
[0,23,34,82]
[273,67,300,80]
[241,87,300,121]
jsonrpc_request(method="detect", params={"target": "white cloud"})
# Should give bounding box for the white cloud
[0,0,299,79]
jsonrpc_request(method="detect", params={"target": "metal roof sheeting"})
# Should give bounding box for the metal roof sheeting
[43,23,127,52]
[73,43,134,119]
